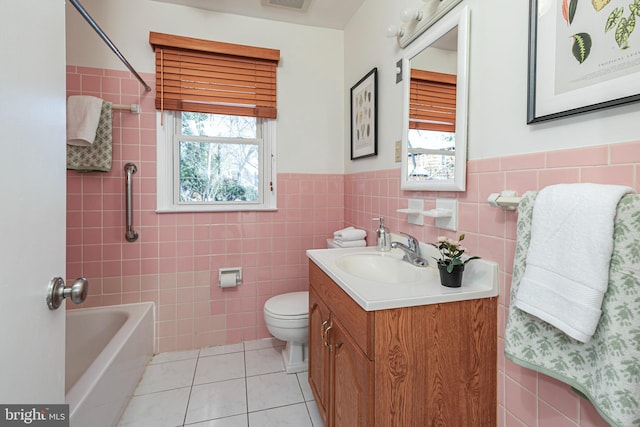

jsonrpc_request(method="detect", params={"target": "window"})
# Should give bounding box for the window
[157,111,276,212]
[407,69,457,182]
[150,32,279,212]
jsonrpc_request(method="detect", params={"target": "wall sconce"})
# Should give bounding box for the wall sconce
[387,0,463,48]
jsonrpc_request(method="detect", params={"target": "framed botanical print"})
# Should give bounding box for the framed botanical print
[350,68,378,159]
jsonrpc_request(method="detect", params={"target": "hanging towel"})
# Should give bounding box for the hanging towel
[67,101,113,172]
[514,183,633,343]
[333,227,367,241]
[66,95,104,146]
[505,191,640,427]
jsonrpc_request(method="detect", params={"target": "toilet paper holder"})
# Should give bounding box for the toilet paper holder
[219,268,242,288]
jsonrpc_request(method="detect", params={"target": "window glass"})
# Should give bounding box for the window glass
[156,111,276,212]
[181,113,257,138]
[178,140,259,203]
[407,129,456,181]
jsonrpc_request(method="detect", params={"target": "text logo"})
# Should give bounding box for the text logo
[0,405,68,427]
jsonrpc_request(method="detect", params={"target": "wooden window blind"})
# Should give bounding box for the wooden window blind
[409,69,456,133]
[149,32,280,119]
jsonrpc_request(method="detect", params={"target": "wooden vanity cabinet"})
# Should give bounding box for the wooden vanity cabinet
[309,267,374,427]
[308,260,497,427]
[308,289,331,425]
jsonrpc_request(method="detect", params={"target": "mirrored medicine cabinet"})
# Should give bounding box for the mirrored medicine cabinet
[400,6,470,191]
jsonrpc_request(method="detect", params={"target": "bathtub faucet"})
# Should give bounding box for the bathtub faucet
[391,232,428,267]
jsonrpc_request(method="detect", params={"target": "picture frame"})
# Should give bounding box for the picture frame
[527,0,640,123]
[350,68,378,159]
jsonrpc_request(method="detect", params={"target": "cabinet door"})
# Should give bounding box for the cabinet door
[309,288,331,425]
[331,317,373,427]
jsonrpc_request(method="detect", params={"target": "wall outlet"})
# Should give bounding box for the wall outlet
[395,140,402,162]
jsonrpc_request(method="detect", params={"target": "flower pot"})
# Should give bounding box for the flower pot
[437,263,464,288]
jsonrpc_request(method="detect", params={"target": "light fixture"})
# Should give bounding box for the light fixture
[387,0,462,48]
[386,25,405,38]
[401,8,423,23]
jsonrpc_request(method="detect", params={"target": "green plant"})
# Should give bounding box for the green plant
[432,234,480,273]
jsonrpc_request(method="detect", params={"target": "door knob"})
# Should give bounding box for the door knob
[47,277,89,310]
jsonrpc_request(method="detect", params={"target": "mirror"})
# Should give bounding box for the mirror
[400,6,469,191]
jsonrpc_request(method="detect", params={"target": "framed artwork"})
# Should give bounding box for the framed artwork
[527,0,640,123]
[350,68,378,159]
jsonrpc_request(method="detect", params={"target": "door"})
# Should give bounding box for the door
[331,317,373,427]
[0,0,67,404]
[308,288,331,426]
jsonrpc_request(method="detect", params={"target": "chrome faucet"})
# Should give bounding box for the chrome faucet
[391,232,428,267]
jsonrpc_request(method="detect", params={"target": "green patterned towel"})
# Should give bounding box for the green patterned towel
[505,191,640,427]
[67,101,112,172]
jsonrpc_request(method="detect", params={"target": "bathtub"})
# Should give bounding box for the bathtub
[65,302,155,427]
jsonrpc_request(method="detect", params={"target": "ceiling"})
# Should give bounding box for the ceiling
[150,0,367,29]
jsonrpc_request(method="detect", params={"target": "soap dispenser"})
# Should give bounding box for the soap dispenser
[374,217,391,252]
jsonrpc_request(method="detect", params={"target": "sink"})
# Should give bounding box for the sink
[307,245,499,310]
[334,253,425,284]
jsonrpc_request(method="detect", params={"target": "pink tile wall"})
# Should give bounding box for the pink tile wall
[65,66,344,353]
[345,144,640,427]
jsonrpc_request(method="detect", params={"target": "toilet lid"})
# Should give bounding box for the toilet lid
[264,291,308,317]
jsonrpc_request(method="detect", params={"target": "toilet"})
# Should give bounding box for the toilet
[263,291,309,374]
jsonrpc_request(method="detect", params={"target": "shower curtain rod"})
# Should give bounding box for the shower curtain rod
[69,0,152,92]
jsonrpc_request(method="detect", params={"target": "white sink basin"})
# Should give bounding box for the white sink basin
[334,252,424,284]
[307,244,499,311]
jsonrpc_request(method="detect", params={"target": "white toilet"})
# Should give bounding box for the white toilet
[263,291,309,374]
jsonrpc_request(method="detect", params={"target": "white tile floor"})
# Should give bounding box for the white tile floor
[117,338,324,427]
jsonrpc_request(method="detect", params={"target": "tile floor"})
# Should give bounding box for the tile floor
[117,338,324,427]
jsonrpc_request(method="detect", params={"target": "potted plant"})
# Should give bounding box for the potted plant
[432,234,479,288]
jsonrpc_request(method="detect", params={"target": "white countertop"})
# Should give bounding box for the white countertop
[306,245,499,311]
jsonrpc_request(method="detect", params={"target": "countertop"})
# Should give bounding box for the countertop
[306,244,499,311]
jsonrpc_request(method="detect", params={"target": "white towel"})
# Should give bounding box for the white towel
[66,95,104,146]
[334,239,367,248]
[514,183,633,343]
[333,227,367,241]
[334,226,354,236]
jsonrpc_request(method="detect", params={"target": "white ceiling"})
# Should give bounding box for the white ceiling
[150,0,367,29]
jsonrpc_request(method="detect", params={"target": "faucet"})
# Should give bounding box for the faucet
[391,232,428,267]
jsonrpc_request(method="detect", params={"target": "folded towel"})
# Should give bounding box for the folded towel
[334,228,367,241]
[505,191,640,427]
[67,101,113,172]
[514,183,633,342]
[334,226,354,236]
[334,239,367,248]
[66,95,104,146]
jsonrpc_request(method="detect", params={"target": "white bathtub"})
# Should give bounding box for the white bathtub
[65,302,155,427]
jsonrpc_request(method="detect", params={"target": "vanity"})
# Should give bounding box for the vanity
[310,2,495,424]
[306,246,498,427]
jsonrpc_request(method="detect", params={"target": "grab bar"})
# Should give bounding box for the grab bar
[125,163,139,242]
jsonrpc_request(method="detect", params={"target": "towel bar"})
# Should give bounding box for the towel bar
[113,103,141,114]
[125,163,139,242]
[488,191,522,210]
